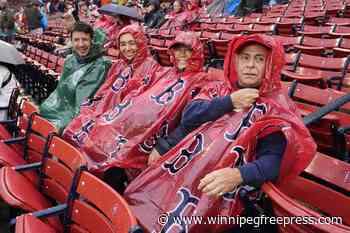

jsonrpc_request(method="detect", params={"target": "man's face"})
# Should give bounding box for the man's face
[236,44,268,88]
[72,31,92,57]
[119,33,138,61]
[173,45,192,70]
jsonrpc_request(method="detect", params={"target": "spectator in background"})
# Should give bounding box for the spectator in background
[235,0,263,16]
[55,12,76,56]
[57,0,65,13]
[143,0,165,28]
[14,7,26,34]
[0,0,16,42]
[24,1,43,34]
[160,0,198,30]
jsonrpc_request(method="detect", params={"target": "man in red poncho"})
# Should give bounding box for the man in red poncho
[64,31,209,192]
[124,34,316,233]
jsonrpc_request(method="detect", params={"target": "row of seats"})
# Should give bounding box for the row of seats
[17,45,63,102]
[0,98,141,233]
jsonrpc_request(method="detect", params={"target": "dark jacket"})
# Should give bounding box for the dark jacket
[144,9,166,28]
[155,96,287,187]
[0,7,15,31]
[235,0,263,16]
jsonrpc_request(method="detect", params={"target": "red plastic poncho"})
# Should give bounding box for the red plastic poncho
[160,5,199,31]
[66,32,208,177]
[124,34,317,233]
[63,24,165,149]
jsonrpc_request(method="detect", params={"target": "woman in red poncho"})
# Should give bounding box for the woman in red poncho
[64,31,209,190]
[124,34,317,233]
[160,0,199,31]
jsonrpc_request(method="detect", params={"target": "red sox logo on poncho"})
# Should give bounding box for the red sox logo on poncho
[111,66,133,93]
[151,79,185,105]
[103,99,132,123]
[225,103,267,141]
[72,119,95,145]
[162,133,204,175]
[159,188,199,233]
[139,121,169,154]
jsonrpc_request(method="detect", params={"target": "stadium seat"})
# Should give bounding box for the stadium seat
[0,134,86,230]
[282,53,350,89]
[14,169,142,233]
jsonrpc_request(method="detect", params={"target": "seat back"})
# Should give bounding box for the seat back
[262,181,350,233]
[24,113,58,163]
[40,135,87,204]
[339,37,350,49]
[301,36,340,48]
[284,81,350,155]
[298,53,349,71]
[66,170,141,233]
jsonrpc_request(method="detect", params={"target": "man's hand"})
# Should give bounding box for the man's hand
[148,149,162,166]
[198,168,243,197]
[230,88,259,111]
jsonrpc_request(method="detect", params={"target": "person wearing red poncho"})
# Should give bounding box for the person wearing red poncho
[124,34,317,233]
[64,31,209,192]
[160,0,199,31]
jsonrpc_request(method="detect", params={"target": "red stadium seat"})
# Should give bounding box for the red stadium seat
[15,170,141,233]
[298,25,334,37]
[294,36,340,55]
[276,17,304,36]
[262,179,350,233]
[284,81,350,155]
[282,53,350,89]
[0,100,38,153]
[0,135,86,230]
[330,25,350,38]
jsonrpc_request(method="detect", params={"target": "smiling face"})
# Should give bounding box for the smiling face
[71,31,92,58]
[172,44,192,70]
[119,33,138,62]
[236,44,269,88]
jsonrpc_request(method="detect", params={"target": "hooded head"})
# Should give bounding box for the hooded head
[168,31,204,73]
[116,24,149,68]
[224,34,285,96]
